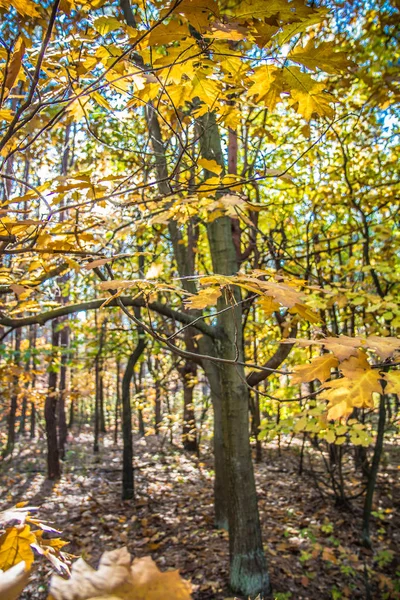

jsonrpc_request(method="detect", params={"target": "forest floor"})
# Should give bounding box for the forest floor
[0,429,399,600]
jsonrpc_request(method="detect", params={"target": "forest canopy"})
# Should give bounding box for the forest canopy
[0,0,399,598]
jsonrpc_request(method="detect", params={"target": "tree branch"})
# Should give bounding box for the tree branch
[0,296,217,338]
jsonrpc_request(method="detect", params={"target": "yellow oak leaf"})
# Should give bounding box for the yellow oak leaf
[229,0,316,22]
[322,370,383,419]
[258,296,280,316]
[147,22,189,47]
[383,371,400,396]
[234,276,304,308]
[290,86,334,120]
[282,66,334,119]
[322,336,364,361]
[198,158,223,176]
[0,525,36,571]
[289,303,320,323]
[326,400,351,421]
[253,22,279,47]
[185,287,222,309]
[93,17,122,35]
[289,40,355,74]
[209,21,247,41]
[247,66,283,110]
[173,0,219,32]
[291,354,339,385]
[339,350,370,378]
[365,335,400,360]
[191,73,222,108]
[0,0,39,17]
[247,65,279,99]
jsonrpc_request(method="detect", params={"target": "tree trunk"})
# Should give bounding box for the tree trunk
[68,347,77,429]
[30,325,37,439]
[180,361,198,453]
[154,380,162,435]
[119,8,265,584]
[250,390,262,463]
[99,369,106,433]
[200,112,270,597]
[4,328,21,456]
[45,321,61,480]
[94,318,107,453]
[362,394,386,548]
[138,407,145,437]
[57,121,72,452]
[58,322,69,459]
[19,325,34,436]
[114,359,121,444]
[122,334,146,500]
[93,355,100,453]
[30,403,36,439]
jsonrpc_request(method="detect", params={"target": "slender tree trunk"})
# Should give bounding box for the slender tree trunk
[29,325,37,439]
[58,323,68,459]
[134,365,145,436]
[114,359,121,444]
[30,403,36,439]
[68,347,77,429]
[122,333,146,500]
[94,318,107,452]
[45,321,61,480]
[200,112,270,596]
[19,325,34,436]
[180,361,198,453]
[99,369,106,433]
[94,355,100,453]
[4,328,21,456]
[138,407,145,437]
[251,390,262,463]
[154,379,162,434]
[57,121,72,454]
[362,394,386,548]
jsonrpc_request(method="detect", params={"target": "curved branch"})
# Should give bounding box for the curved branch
[0,296,217,339]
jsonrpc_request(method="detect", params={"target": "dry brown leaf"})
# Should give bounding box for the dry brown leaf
[49,547,192,600]
[3,38,25,100]
[0,561,30,600]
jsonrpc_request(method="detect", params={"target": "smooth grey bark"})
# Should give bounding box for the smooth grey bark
[199,111,270,597]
